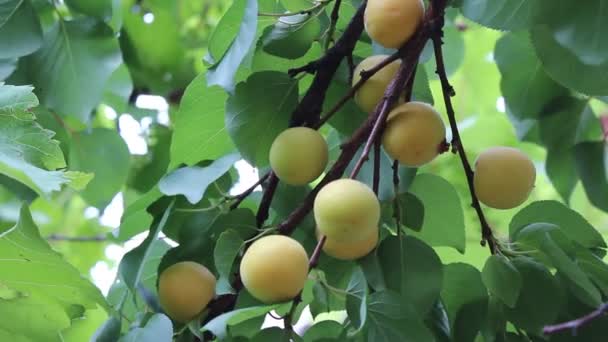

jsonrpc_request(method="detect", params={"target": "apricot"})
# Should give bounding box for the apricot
[317,227,378,260]
[474,147,536,209]
[269,127,328,185]
[382,102,446,167]
[314,179,380,242]
[240,235,309,303]
[158,261,216,323]
[352,55,403,113]
[364,0,425,49]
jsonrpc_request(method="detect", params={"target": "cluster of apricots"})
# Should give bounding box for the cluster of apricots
[157,0,536,323]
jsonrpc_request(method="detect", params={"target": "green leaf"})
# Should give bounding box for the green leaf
[441,263,488,342]
[345,266,367,333]
[425,23,465,77]
[263,13,321,59]
[170,73,234,168]
[482,255,522,308]
[531,24,608,96]
[69,128,130,208]
[323,78,368,136]
[574,142,608,212]
[399,192,424,231]
[459,0,536,30]
[302,320,344,341]
[538,231,602,307]
[24,19,121,122]
[408,173,466,253]
[495,32,568,121]
[201,305,276,339]
[367,290,434,342]
[159,153,239,204]
[225,71,298,167]
[118,200,174,293]
[536,0,608,66]
[378,236,443,315]
[0,58,17,80]
[90,316,121,342]
[207,0,258,90]
[412,65,434,105]
[509,200,606,249]
[119,314,173,342]
[514,223,603,307]
[0,0,42,58]
[0,84,80,195]
[425,300,451,342]
[214,230,244,293]
[65,0,112,20]
[505,257,563,333]
[205,0,247,65]
[107,240,171,322]
[0,205,107,341]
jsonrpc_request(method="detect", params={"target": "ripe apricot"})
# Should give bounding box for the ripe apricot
[269,127,328,185]
[382,102,446,167]
[314,179,380,242]
[158,261,216,323]
[352,55,403,113]
[364,0,425,49]
[240,235,309,303]
[474,147,536,209]
[317,227,378,260]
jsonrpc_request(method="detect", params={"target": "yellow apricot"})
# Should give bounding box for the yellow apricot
[240,235,309,303]
[314,179,380,242]
[474,147,536,209]
[158,261,216,323]
[382,102,446,167]
[364,0,425,49]
[352,55,403,113]
[317,227,379,260]
[269,127,328,186]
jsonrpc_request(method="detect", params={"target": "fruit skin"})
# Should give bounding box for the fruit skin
[158,261,216,323]
[353,55,403,113]
[382,102,446,167]
[269,127,328,186]
[318,227,378,260]
[314,179,380,242]
[240,235,309,303]
[474,147,536,209]
[364,0,425,49]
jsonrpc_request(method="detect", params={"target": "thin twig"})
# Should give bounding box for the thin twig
[429,7,497,254]
[543,302,608,335]
[324,0,343,50]
[392,160,402,236]
[309,235,327,268]
[46,234,107,242]
[315,53,401,128]
[229,172,270,210]
[372,138,381,194]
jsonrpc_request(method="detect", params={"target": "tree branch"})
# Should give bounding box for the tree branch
[288,2,366,126]
[229,172,270,210]
[278,3,443,235]
[255,172,279,227]
[430,9,497,254]
[543,302,608,335]
[324,0,343,50]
